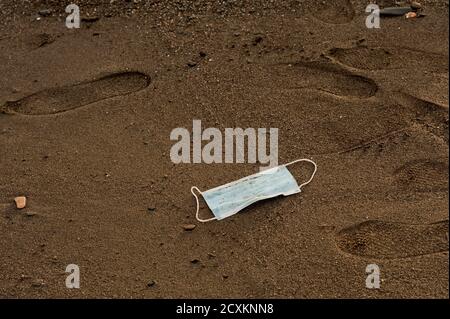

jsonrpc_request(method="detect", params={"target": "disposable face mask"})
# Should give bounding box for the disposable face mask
[191,159,317,222]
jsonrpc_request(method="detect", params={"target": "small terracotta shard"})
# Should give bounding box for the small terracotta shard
[14,196,26,209]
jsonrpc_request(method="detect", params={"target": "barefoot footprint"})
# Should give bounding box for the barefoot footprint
[1,71,151,115]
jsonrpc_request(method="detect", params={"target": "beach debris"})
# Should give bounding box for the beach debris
[31,279,45,287]
[405,12,417,19]
[191,159,317,222]
[20,274,31,281]
[81,16,100,23]
[14,196,27,209]
[411,2,422,10]
[379,7,414,16]
[38,9,52,17]
[207,252,216,258]
[182,224,196,231]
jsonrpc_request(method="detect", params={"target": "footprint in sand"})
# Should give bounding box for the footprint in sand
[394,159,449,193]
[336,220,449,259]
[1,71,151,115]
[394,92,449,142]
[0,33,58,52]
[266,60,378,99]
[309,0,355,24]
[328,46,449,73]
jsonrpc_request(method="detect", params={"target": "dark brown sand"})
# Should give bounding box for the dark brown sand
[0,0,448,298]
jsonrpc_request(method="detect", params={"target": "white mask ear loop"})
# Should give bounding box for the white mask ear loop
[191,186,217,223]
[284,158,318,189]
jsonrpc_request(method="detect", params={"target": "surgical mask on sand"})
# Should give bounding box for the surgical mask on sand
[191,159,317,222]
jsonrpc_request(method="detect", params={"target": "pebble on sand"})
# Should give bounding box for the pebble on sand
[182,224,196,231]
[405,12,418,18]
[38,9,52,17]
[20,274,31,281]
[411,2,422,10]
[14,196,26,209]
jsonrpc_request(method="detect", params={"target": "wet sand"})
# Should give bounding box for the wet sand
[0,0,448,298]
